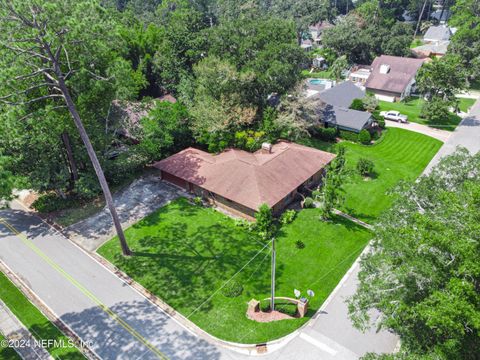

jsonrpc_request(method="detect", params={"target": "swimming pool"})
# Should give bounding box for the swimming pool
[309,79,328,85]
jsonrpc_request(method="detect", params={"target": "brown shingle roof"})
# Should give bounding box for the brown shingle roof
[365,55,426,94]
[154,141,336,211]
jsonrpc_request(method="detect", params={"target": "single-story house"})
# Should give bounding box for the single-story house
[412,41,449,58]
[154,141,336,219]
[312,80,374,133]
[322,105,374,133]
[423,25,451,43]
[365,55,426,102]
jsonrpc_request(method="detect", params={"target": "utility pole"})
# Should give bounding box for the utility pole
[271,237,276,311]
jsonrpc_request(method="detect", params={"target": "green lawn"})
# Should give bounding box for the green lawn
[98,198,371,343]
[376,97,474,131]
[0,333,21,360]
[410,38,423,48]
[301,69,334,79]
[0,272,84,359]
[458,97,475,112]
[302,128,442,222]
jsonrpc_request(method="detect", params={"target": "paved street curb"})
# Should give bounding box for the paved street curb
[0,261,99,360]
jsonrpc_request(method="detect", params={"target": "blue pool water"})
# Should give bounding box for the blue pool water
[309,79,328,85]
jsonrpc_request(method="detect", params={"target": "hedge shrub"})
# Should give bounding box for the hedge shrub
[358,129,371,144]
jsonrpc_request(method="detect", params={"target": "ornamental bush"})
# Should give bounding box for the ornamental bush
[303,197,314,208]
[316,127,337,141]
[358,129,371,144]
[221,280,243,298]
[280,210,297,225]
[357,158,375,176]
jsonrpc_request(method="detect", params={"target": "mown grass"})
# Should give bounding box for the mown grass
[98,198,371,343]
[302,128,442,222]
[376,97,474,131]
[0,272,84,359]
[0,333,21,360]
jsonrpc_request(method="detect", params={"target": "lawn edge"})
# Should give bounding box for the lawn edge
[0,260,97,360]
[93,215,371,356]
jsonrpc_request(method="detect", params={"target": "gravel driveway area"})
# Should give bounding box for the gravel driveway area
[64,174,183,251]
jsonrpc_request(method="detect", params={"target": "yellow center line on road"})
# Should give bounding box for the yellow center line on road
[0,218,169,360]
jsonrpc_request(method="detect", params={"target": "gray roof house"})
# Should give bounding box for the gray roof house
[423,25,451,43]
[312,81,374,133]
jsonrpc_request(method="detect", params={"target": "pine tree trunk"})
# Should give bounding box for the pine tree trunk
[61,131,79,189]
[56,76,131,256]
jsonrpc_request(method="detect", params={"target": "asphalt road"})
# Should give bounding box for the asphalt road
[424,98,480,173]
[0,210,225,360]
[0,209,398,360]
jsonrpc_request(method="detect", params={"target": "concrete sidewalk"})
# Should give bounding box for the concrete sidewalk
[0,299,52,360]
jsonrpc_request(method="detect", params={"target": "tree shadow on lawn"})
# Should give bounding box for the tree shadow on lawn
[111,222,271,314]
[132,199,201,229]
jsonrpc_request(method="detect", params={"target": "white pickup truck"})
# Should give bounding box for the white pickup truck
[379,110,408,123]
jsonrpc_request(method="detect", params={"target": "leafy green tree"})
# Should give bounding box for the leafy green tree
[205,15,306,106]
[255,204,275,241]
[420,96,452,125]
[416,56,467,102]
[188,56,258,150]
[153,0,207,91]
[350,99,366,111]
[0,156,16,202]
[322,10,412,64]
[449,0,480,78]
[330,55,349,81]
[136,101,192,162]
[317,146,347,219]
[362,93,379,113]
[349,148,480,359]
[0,0,137,255]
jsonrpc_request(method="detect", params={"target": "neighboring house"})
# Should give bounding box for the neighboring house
[154,141,336,219]
[309,21,334,46]
[312,81,374,133]
[301,39,313,52]
[109,94,177,141]
[430,9,450,24]
[423,25,451,43]
[412,41,449,58]
[348,65,372,86]
[365,55,426,102]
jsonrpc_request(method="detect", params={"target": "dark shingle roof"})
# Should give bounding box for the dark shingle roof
[316,81,365,108]
[323,105,372,132]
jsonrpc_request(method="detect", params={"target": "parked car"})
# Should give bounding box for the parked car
[379,110,408,123]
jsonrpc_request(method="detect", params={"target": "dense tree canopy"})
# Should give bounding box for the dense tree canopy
[349,149,480,359]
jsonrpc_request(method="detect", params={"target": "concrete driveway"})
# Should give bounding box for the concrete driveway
[385,120,451,142]
[64,174,182,251]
